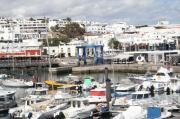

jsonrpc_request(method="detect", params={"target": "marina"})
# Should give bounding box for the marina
[1,2,180,118]
[0,66,180,118]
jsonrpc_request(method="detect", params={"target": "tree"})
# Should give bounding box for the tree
[29,17,35,21]
[108,38,122,49]
[43,36,70,46]
[66,17,72,23]
[64,22,85,38]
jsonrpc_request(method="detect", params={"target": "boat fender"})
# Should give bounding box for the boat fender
[28,112,33,119]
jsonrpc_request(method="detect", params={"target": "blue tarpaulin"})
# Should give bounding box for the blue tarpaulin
[147,107,161,119]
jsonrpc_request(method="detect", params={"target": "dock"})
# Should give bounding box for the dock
[49,66,72,74]
[72,64,180,74]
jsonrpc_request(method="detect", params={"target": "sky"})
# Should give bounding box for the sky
[0,0,180,25]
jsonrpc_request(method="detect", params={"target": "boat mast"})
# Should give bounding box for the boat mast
[45,18,53,89]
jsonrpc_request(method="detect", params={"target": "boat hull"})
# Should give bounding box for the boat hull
[2,79,34,88]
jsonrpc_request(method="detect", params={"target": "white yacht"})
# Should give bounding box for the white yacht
[0,88,17,112]
[54,98,96,119]
[142,66,180,92]
[2,78,34,88]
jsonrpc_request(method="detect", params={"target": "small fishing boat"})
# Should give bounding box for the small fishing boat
[112,84,138,97]
[44,74,82,89]
[54,98,96,119]
[113,105,172,119]
[0,87,17,112]
[9,88,69,119]
[113,105,146,119]
[87,88,107,104]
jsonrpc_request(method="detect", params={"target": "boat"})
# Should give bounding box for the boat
[0,74,8,79]
[128,91,151,106]
[112,84,138,97]
[2,78,34,88]
[54,98,96,119]
[87,88,107,104]
[82,76,105,91]
[44,74,82,89]
[141,66,180,92]
[9,88,69,119]
[0,87,17,112]
[128,73,153,84]
[110,90,151,111]
[113,105,146,119]
[113,105,172,119]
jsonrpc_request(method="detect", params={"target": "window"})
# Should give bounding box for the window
[27,101,30,105]
[132,94,136,99]
[8,96,13,100]
[72,101,76,107]
[0,97,5,101]
[156,73,165,76]
[61,48,63,53]
[144,94,149,98]
[77,101,81,107]
[137,94,143,99]
[67,48,70,53]
[83,100,89,106]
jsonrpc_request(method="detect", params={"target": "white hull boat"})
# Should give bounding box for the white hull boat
[0,88,17,112]
[54,98,96,119]
[2,79,34,88]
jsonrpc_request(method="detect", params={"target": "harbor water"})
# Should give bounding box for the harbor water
[1,68,180,118]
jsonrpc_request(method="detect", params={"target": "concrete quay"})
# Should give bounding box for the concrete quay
[72,64,180,74]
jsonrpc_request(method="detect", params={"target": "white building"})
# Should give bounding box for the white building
[105,22,129,34]
[84,34,115,52]
[86,24,107,34]
[43,40,86,57]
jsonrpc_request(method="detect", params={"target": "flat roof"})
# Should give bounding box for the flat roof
[124,50,180,55]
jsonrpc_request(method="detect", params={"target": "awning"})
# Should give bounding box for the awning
[113,54,134,60]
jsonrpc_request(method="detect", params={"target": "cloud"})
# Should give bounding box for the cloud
[0,0,179,25]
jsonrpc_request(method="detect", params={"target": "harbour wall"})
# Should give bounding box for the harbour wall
[72,64,180,74]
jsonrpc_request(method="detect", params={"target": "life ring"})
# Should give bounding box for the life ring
[136,55,145,62]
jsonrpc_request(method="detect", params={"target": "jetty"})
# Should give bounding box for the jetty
[72,64,180,74]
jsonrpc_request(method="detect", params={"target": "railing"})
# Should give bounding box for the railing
[0,60,50,68]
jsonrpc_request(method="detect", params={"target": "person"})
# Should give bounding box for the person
[138,85,143,91]
[166,87,170,95]
[150,85,155,97]
[28,112,33,119]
